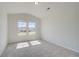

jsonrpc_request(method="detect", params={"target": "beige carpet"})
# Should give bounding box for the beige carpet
[1,40,79,57]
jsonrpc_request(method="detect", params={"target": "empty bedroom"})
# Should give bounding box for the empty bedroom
[0,2,79,57]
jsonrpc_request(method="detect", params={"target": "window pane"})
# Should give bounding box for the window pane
[28,22,36,36]
[17,20,27,36]
[28,22,36,29]
[18,32,27,36]
[17,21,26,28]
[29,31,36,36]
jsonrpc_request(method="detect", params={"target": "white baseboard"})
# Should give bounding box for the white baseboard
[44,39,79,54]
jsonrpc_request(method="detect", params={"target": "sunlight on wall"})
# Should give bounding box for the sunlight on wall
[18,32,27,36]
[29,32,36,36]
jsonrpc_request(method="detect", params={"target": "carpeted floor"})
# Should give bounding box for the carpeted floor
[1,40,79,57]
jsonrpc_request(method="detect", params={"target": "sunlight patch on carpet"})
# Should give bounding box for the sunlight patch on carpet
[16,42,29,49]
[30,40,41,46]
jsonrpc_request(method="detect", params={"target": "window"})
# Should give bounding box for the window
[17,20,27,36]
[28,22,36,36]
[17,20,36,36]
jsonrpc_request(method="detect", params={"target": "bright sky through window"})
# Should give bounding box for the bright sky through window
[17,21,26,28]
[28,22,36,29]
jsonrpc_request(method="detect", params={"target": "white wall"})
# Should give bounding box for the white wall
[0,4,7,56]
[41,3,79,53]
